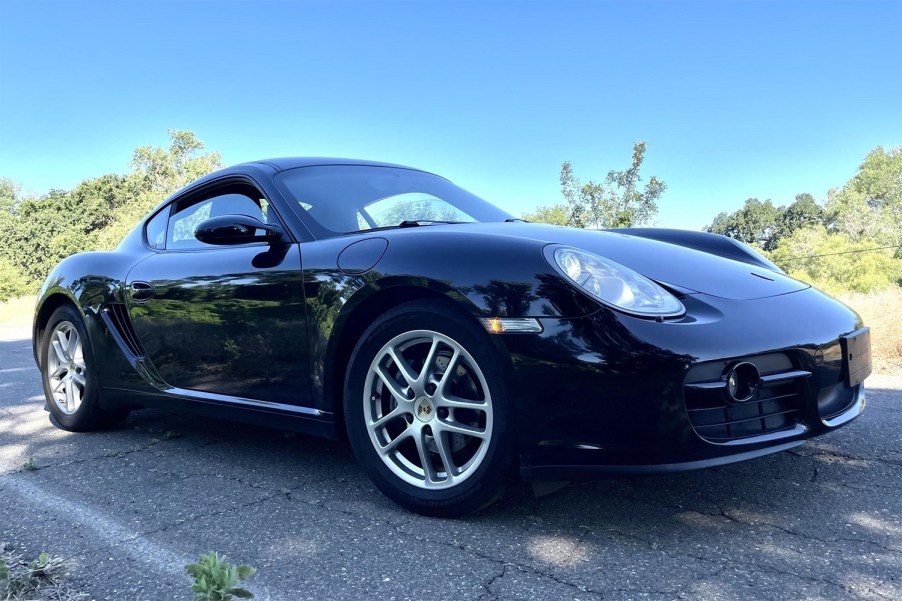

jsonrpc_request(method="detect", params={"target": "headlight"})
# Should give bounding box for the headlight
[547,246,685,317]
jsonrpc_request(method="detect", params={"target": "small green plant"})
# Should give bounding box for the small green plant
[1,551,66,598]
[27,553,51,579]
[186,552,255,600]
[21,458,38,472]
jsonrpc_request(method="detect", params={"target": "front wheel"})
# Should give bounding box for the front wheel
[344,300,516,517]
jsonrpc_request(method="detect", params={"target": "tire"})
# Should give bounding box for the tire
[40,304,127,431]
[344,299,516,517]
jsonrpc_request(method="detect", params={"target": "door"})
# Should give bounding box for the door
[125,181,312,406]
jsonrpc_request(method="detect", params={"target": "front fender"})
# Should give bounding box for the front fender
[300,230,600,414]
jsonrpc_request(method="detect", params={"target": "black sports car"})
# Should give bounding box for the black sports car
[33,158,872,516]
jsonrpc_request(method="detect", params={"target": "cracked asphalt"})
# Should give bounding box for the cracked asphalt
[1,324,900,600]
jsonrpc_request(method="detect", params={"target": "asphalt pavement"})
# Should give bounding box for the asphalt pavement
[1,324,899,600]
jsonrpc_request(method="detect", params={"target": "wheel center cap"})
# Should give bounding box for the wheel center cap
[414,397,434,422]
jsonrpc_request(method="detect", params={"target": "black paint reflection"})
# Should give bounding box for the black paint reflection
[126,244,311,405]
[504,311,696,461]
[302,268,377,401]
[471,280,537,317]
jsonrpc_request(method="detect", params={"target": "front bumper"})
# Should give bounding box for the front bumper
[501,287,870,480]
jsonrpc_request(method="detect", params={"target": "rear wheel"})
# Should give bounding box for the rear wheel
[41,304,127,431]
[344,300,516,517]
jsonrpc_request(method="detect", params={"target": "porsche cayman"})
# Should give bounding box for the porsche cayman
[33,158,871,516]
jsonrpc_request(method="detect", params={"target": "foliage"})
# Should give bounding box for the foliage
[0,549,71,600]
[0,178,19,234]
[771,225,901,295]
[131,129,222,195]
[825,146,902,248]
[186,552,256,601]
[1,133,899,311]
[2,187,102,284]
[706,149,902,254]
[27,553,52,579]
[704,194,825,252]
[849,145,902,206]
[524,142,666,228]
[710,146,901,294]
[779,193,823,235]
[706,198,784,251]
[95,129,222,251]
[562,142,666,228]
[0,257,30,302]
[20,457,38,472]
[521,203,570,226]
[0,130,221,295]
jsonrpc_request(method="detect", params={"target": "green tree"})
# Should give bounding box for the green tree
[825,146,902,249]
[131,129,222,194]
[0,130,221,293]
[771,225,901,295]
[849,145,902,208]
[706,198,783,251]
[521,203,570,226]
[524,142,666,228]
[95,129,222,249]
[0,188,81,284]
[717,146,902,295]
[562,142,666,229]
[0,257,29,301]
[0,179,29,298]
[0,177,19,216]
[779,193,824,238]
[0,179,144,286]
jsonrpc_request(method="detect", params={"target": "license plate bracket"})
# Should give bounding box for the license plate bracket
[840,327,872,388]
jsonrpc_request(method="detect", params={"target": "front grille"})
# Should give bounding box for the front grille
[101,303,145,358]
[684,354,810,443]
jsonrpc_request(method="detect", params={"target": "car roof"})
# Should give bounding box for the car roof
[238,157,433,173]
[145,157,445,220]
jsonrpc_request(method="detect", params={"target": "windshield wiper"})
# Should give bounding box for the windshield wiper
[398,220,465,228]
[504,218,527,223]
[344,220,466,236]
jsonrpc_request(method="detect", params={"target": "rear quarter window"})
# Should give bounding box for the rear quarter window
[145,208,168,249]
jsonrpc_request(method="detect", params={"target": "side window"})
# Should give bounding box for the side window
[169,199,214,247]
[145,208,169,249]
[166,188,269,250]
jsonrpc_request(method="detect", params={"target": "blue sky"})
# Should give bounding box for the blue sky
[1,0,900,229]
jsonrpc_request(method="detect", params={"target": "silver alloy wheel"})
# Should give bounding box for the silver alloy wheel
[46,321,87,415]
[363,330,494,490]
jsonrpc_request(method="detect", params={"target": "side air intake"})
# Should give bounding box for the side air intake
[101,304,146,358]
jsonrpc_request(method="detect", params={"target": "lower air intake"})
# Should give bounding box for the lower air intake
[683,353,810,443]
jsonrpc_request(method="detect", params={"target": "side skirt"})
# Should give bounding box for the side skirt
[103,387,341,440]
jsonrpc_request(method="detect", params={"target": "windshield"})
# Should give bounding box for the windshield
[274,165,513,238]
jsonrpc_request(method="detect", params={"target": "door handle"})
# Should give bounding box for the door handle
[129,281,155,303]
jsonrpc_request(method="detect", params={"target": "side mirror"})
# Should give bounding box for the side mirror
[194,214,285,246]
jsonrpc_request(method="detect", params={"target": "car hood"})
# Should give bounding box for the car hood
[443,222,809,300]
